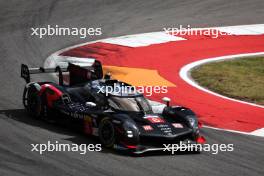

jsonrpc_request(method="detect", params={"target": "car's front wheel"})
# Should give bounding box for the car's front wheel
[98,117,116,148]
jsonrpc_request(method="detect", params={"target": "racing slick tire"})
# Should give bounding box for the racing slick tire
[24,85,43,118]
[99,117,116,148]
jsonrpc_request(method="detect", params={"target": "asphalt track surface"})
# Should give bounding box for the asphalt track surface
[0,0,264,176]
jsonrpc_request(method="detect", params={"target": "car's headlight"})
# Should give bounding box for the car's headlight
[187,115,198,129]
[188,118,196,126]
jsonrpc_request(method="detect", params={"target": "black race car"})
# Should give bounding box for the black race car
[21,59,205,154]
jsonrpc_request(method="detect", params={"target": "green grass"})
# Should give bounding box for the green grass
[191,57,264,105]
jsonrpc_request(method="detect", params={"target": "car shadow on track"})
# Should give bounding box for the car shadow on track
[0,109,81,136]
[0,109,201,157]
[0,109,100,144]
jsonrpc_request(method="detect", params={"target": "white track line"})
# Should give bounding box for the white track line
[179,52,264,109]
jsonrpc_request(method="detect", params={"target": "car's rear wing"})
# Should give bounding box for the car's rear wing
[21,60,103,85]
[21,64,67,84]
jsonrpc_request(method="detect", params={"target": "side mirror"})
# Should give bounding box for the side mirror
[162,97,171,107]
[85,102,97,108]
[104,72,111,79]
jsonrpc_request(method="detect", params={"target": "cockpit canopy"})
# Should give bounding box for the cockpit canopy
[108,96,152,113]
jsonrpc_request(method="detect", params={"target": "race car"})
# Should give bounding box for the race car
[21,59,205,154]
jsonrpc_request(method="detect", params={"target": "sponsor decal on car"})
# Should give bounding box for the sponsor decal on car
[172,123,183,128]
[157,124,172,133]
[143,125,153,131]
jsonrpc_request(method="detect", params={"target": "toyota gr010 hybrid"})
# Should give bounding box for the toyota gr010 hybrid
[20,59,205,154]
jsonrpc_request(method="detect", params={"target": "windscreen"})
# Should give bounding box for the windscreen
[108,96,152,113]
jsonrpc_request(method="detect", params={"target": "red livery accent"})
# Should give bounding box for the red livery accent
[39,84,63,107]
[84,117,93,135]
[120,141,137,149]
[198,121,203,129]
[196,136,206,144]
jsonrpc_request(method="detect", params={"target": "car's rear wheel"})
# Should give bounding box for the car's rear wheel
[99,117,115,148]
[25,85,43,118]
